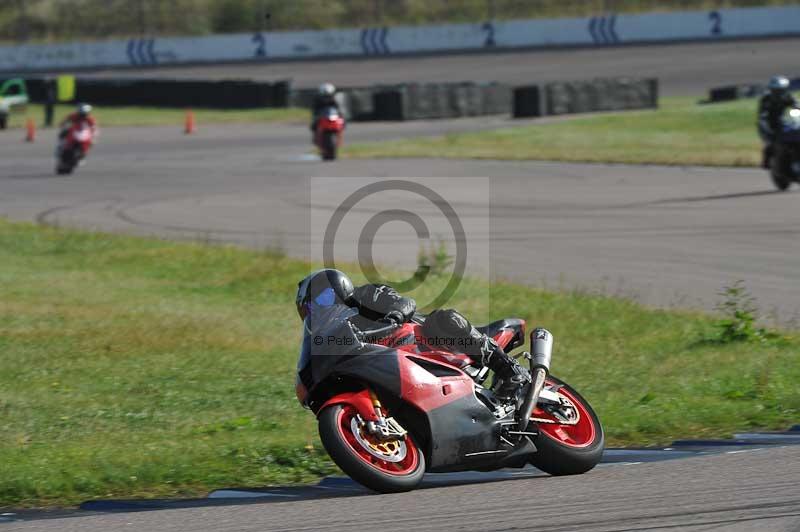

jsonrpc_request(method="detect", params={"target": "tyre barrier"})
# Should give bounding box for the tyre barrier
[709,85,740,103]
[4,77,291,108]
[512,86,543,118]
[4,76,657,122]
[707,83,764,103]
[368,82,512,121]
[75,78,291,108]
[367,79,656,122]
[544,78,658,116]
[345,88,377,121]
[707,77,800,103]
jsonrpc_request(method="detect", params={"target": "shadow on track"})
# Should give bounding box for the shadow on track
[649,189,795,205]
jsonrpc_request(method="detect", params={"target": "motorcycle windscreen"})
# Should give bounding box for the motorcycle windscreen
[298,305,402,398]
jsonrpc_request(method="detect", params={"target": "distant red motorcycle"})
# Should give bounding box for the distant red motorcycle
[296,316,604,493]
[56,122,95,175]
[314,106,345,161]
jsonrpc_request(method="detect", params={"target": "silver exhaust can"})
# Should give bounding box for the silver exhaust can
[530,328,553,371]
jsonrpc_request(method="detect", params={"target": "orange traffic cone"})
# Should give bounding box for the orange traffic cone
[25,118,36,142]
[184,109,196,135]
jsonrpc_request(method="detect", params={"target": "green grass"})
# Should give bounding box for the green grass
[1,219,799,508]
[346,97,764,167]
[5,104,307,128]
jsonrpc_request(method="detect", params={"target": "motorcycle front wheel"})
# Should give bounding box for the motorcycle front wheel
[321,131,337,161]
[771,146,793,191]
[56,159,74,175]
[56,149,77,175]
[318,403,425,493]
[528,375,604,476]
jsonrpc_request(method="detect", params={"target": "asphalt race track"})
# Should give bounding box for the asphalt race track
[83,37,800,97]
[4,444,800,531]
[2,119,800,319]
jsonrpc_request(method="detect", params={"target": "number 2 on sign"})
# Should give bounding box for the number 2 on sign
[482,22,496,47]
[252,33,266,57]
[709,11,722,35]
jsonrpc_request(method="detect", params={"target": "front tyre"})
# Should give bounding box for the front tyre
[321,131,337,161]
[318,403,425,493]
[529,375,604,476]
[56,152,75,175]
[771,146,793,191]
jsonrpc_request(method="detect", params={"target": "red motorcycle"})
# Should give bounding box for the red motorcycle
[314,106,345,161]
[56,122,95,175]
[296,316,604,493]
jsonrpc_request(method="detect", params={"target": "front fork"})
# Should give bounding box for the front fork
[363,390,407,441]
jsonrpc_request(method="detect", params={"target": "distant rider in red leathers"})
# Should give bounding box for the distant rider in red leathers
[60,103,97,141]
[310,83,342,138]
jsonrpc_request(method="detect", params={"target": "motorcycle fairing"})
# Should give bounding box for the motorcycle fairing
[319,389,379,422]
[298,305,405,407]
[315,350,509,471]
[476,318,526,352]
[299,313,519,471]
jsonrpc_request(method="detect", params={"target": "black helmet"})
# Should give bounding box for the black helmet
[296,269,354,320]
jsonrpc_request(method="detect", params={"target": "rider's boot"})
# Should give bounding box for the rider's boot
[421,309,531,402]
[475,334,531,402]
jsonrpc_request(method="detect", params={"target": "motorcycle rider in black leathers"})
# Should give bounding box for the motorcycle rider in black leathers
[758,76,797,168]
[310,83,342,136]
[296,269,530,401]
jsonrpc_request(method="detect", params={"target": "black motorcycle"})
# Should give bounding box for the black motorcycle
[769,108,800,191]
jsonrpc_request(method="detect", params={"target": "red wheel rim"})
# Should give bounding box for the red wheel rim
[336,405,420,476]
[531,379,597,448]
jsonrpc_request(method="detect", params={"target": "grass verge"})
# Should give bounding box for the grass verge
[5,104,307,128]
[345,97,764,167]
[1,218,798,508]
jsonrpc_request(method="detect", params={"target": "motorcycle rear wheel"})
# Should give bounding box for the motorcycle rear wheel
[318,403,425,493]
[529,375,604,476]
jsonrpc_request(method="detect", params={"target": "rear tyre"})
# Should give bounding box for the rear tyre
[318,403,425,493]
[321,131,337,161]
[0,113,7,130]
[771,146,793,191]
[529,375,604,476]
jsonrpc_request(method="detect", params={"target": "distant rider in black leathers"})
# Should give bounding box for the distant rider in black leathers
[296,269,530,400]
[758,75,797,168]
